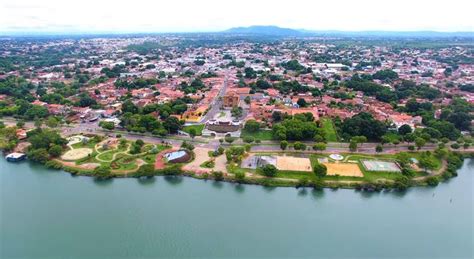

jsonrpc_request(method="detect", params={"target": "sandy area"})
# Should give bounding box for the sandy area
[182,147,212,174]
[58,160,99,170]
[276,156,312,172]
[61,148,93,161]
[323,162,363,177]
[214,154,227,173]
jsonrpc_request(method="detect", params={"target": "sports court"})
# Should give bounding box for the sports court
[61,148,93,161]
[276,156,312,172]
[362,160,401,172]
[323,162,363,177]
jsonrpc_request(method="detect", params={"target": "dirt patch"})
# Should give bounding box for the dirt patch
[323,162,363,177]
[182,147,212,175]
[58,160,99,170]
[276,156,312,172]
[61,148,93,161]
[155,149,176,170]
[214,154,227,173]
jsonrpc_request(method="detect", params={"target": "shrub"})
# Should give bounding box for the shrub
[48,144,63,158]
[408,145,415,151]
[136,164,155,177]
[94,165,111,175]
[244,144,252,152]
[296,178,309,188]
[27,148,49,164]
[313,179,324,190]
[181,141,195,151]
[235,172,245,182]
[243,136,254,143]
[293,142,306,150]
[225,136,235,143]
[450,143,460,149]
[45,160,63,170]
[426,177,440,186]
[375,144,383,153]
[312,143,326,151]
[202,160,215,168]
[258,164,278,177]
[394,176,410,191]
[401,168,415,178]
[161,165,183,175]
[212,171,224,181]
[313,163,327,178]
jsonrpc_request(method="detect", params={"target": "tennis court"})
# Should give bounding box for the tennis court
[362,160,401,172]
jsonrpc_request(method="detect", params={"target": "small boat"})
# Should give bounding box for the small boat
[5,152,26,162]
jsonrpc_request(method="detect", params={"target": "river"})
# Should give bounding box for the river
[1,158,473,258]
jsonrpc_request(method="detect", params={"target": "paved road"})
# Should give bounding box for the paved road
[200,71,229,123]
[3,117,473,154]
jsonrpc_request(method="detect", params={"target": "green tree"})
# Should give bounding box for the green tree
[293,142,306,150]
[398,124,412,135]
[94,165,111,177]
[212,171,224,181]
[418,153,437,171]
[16,120,25,128]
[244,120,260,132]
[48,144,63,157]
[297,98,307,107]
[188,128,197,139]
[244,96,251,105]
[235,172,246,182]
[280,140,288,150]
[259,164,278,177]
[415,137,426,150]
[46,117,59,128]
[313,142,327,151]
[99,121,115,130]
[313,163,327,178]
[375,144,383,153]
[27,148,49,163]
[136,164,155,178]
[349,140,358,152]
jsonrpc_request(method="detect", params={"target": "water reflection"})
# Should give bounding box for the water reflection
[92,177,114,186]
[388,189,408,198]
[297,188,308,197]
[163,175,183,186]
[234,184,245,194]
[311,189,325,199]
[137,177,156,186]
[212,181,224,189]
[262,185,276,193]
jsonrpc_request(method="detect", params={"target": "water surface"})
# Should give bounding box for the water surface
[1,158,473,258]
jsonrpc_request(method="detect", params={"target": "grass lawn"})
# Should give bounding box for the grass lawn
[320,118,338,142]
[183,124,205,136]
[71,140,98,149]
[240,129,273,141]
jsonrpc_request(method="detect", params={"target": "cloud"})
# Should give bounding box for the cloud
[0,0,473,33]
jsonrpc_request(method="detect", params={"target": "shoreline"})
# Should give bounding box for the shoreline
[39,151,471,191]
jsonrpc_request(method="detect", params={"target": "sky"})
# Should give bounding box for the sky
[0,0,473,34]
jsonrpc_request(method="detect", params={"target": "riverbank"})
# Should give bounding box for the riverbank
[2,128,473,191]
[42,149,473,191]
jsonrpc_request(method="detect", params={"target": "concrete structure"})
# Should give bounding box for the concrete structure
[223,92,239,108]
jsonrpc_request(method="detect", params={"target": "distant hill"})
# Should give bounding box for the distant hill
[223,25,303,36]
[299,30,474,38]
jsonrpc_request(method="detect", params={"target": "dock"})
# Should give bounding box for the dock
[5,152,26,162]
